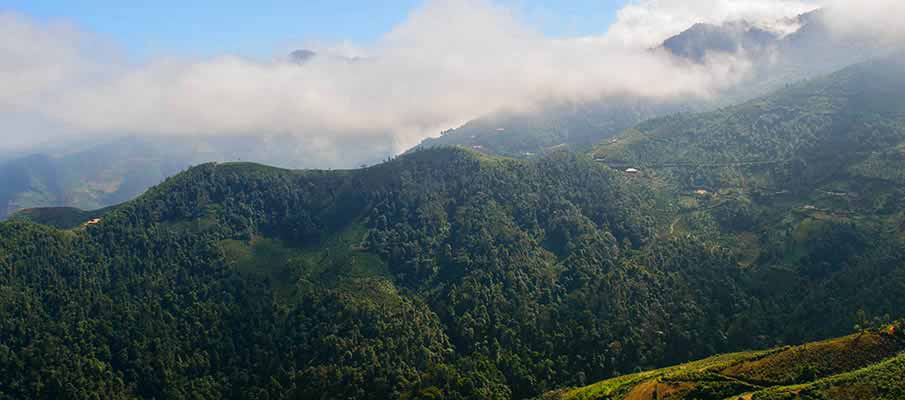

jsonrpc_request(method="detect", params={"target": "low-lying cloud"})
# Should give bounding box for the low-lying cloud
[0,0,899,167]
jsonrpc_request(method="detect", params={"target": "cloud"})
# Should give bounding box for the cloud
[604,0,821,48]
[0,0,894,167]
[821,0,905,44]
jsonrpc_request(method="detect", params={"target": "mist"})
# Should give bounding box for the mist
[821,0,905,44]
[0,0,899,168]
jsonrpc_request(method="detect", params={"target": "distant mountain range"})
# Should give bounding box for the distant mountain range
[0,138,195,220]
[0,135,391,220]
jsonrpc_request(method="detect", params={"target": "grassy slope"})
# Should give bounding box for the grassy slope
[546,324,905,400]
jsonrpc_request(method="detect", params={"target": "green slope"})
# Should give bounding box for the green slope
[414,98,690,158]
[544,323,905,400]
[2,145,904,399]
[592,54,905,191]
[0,150,671,399]
[588,54,905,340]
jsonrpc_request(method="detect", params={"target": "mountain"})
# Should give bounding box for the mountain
[0,154,65,219]
[592,54,905,191]
[289,49,317,64]
[413,98,692,158]
[669,9,894,104]
[3,53,905,398]
[411,9,890,161]
[0,138,189,220]
[545,322,905,400]
[3,40,905,400]
[0,134,395,220]
[662,20,779,63]
[0,149,674,399]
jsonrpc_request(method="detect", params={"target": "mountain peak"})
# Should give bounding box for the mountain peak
[289,49,317,64]
[662,19,780,63]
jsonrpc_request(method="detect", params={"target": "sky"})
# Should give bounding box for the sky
[0,0,628,60]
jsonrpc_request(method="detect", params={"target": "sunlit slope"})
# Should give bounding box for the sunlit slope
[545,323,905,400]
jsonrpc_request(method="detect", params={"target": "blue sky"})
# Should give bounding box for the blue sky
[0,0,629,59]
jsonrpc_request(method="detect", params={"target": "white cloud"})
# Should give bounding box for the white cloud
[821,0,905,44]
[0,0,897,167]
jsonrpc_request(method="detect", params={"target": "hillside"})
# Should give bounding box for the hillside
[0,149,695,399]
[590,54,905,340]
[544,322,905,400]
[413,98,691,158]
[3,144,905,399]
[593,54,905,186]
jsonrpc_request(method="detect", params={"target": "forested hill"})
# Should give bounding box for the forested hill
[4,140,905,399]
[0,149,688,399]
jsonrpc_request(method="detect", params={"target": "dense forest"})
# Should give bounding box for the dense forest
[2,57,905,399]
